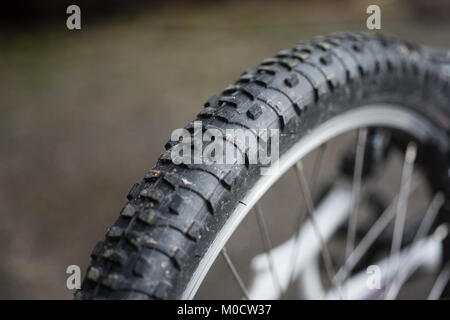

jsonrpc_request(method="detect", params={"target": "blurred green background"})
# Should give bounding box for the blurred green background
[0,0,449,299]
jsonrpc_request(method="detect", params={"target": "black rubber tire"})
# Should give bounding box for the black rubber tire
[77,32,450,300]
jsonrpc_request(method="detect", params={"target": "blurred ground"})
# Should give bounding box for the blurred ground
[0,0,449,299]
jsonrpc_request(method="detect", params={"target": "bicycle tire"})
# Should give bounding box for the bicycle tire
[76,32,450,300]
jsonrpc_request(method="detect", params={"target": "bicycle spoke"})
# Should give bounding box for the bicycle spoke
[428,263,450,300]
[345,128,368,259]
[385,224,449,300]
[334,181,420,283]
[385,192,444,299]
[284,143,328,297]
[294,161,340,294]
[414,192,445,241]
[329,227,445,300]
[390,142,417,256]
[385,142,417,298]
[310,143,328,197]
[254,202,283,296]
[221,247,250,300]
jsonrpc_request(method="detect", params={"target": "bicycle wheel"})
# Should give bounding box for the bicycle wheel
[76,32,450,300]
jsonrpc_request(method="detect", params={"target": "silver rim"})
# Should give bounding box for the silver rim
[182,104,449,299]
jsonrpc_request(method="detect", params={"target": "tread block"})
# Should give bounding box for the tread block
[151,215,193,235]
[86,266,102,282]
[120,204,136,217]
[164,140,177,150]
[238,73,254,83]
[239,83,264,98]
[127,183,141,201]
[169,194,186,215]
[222,169,239,190]
[144,169,161,183]
[140,188,163,202]
[154,281,171,299]
[184,122,195,132]
[257,66,277,75]
[124,230,147,249]
[247,104,263,120]
[352,43,363,52]
[222,85,238,95]
[276,49,292,58]
[163,172,181,189]
[204,95,220,108]
[106,226,123,239]
[292,51,310,61]
[320,54,333,66]
[219,96,238,107]
[137,209,157,225]
[133,256,152,277]
[254,73,274,87]
[278,57,299,70]
[102,273,126,290]
[102,248,127,265]
[284,74,299,88]
[241,66,257,76]
[74,290,85,300]
[232,89,254,102]
[257,89,292,129]
[316,41,332,51]
[172,248,187,268]
[198,107,215,119]
[145,241,182,266]
[159,151,172,164]
[261,57,277,66]
[187,221,203,240]
[90,241,104,259]
[208,185,227,210]
[216,107,236,122]
[293,46,314,60]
